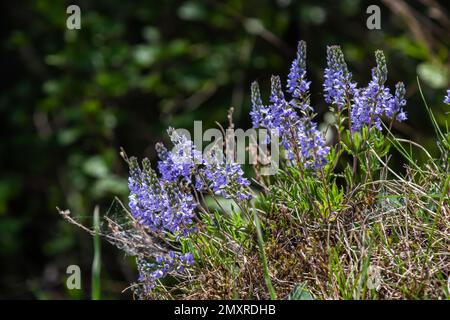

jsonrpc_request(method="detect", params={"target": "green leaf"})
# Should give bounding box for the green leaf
[83,156,109,178]
[417,62,449,89]
[288,283,314,300]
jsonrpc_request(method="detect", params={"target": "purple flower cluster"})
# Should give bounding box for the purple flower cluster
[128,157,196,235]
[351,70,391,131]
[251,41,329,167]
[156,130,252,201]
[157,128,203,183]
[350,50,407,131]
[298,119,330,169]
[137,252,194,293]
[324,47,407,132]
[264,75,301,154]
[251,75,297,155]
[128,155,196,294]
[198,146,252,200]
[323,45,357,110]
[287,40,311,100]
[385,82,407,121]
[129,128,252,293]
[250,81,267,128]
[444,89,450,105]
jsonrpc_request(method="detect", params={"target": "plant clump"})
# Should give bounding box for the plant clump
[60,41,450,300]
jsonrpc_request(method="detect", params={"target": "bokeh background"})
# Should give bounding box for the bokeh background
[1,0,449,299]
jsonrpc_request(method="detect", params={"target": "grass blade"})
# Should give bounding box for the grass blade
[91,205,101,300]
[253,208,276,300]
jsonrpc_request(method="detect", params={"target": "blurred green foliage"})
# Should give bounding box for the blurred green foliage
[1,0,448,299]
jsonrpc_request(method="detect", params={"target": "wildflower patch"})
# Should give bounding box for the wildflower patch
[59,40,450,300]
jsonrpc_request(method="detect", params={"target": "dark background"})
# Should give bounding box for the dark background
[1,0,449,299]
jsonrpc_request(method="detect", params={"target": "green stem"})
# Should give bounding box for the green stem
[91,205,101,300]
